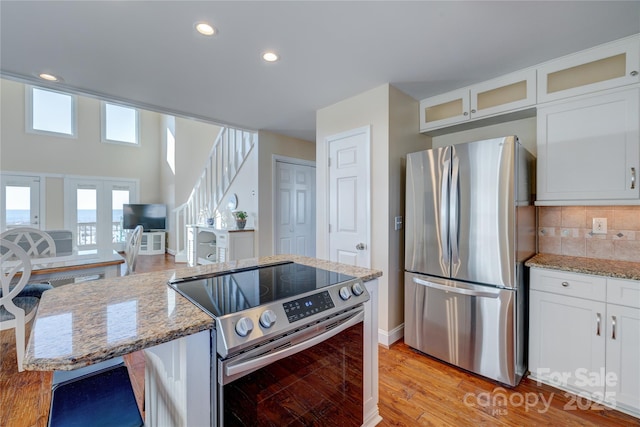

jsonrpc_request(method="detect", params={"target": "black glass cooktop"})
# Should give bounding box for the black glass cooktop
[168,261,355,318]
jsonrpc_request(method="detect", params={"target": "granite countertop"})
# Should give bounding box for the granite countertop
[525,253,640,281]
[23,255,382,371]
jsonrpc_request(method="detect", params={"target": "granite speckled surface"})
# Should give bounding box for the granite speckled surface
[23,255,382,371]
[526,253,640,281]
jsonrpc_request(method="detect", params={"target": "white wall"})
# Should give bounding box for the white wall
[0,78,163,228]
[217,147,259,240]
[257,131,315,257]
[387,86,431,334]
[316,83,430,344]
[174,118,222,206]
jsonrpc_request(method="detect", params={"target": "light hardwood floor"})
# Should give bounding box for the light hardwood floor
[1,254,638,426]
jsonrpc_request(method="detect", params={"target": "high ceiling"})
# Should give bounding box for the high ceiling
[1,1,639,142]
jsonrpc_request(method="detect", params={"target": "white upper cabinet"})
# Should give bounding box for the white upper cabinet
[536,88,639,204]
[470,69,537,119]
[537,35,640,104]
[419,88,470,131]
[418,34,639,135]
[419,69,536,132]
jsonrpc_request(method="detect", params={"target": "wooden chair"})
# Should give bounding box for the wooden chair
[0,240,42,371]
[123,225,143,275]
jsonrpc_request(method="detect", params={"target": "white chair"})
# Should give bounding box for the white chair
[0,240,41,372]
[123,225,143,275]
[1,227,55,295]
[1,227,57,258]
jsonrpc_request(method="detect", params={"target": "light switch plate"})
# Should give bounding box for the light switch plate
[592,218,607,234]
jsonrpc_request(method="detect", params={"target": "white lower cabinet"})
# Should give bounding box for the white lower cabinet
[606,303,640,411]
[529,268,640,417]
[187,225,255,266]
[529,290,606,395]
[139,231,165,255]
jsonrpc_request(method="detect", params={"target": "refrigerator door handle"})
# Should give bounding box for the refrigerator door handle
[413,277,501,299]
[440,159,451,265]
[449,155,460,264]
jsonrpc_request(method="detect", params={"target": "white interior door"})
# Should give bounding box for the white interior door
[327,127,370,268]
[1,174,42,230]
[275,159,316,256]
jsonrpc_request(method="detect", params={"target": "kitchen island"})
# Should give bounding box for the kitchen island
[23,255,383,426]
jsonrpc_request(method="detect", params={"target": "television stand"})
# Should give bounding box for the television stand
[139,231,165,255]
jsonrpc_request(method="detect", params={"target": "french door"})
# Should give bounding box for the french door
[64,178,137,252]
[1,174,42,230]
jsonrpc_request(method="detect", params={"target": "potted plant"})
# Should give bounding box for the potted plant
[233,211,248,229]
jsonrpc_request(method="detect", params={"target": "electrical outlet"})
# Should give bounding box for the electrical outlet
[592,218,607,235]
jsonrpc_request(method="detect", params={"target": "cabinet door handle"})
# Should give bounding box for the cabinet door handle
[561,281,569,287]
[631,167,636,190]
[596,312,601,336]
[463,112,469,116]
[470,109,477,114]
[611,315,617,340]
[631,70,639,77]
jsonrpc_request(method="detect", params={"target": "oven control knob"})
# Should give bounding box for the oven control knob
[339,286,352,300]
[235,317,254,337]
[351,282,364,296]
[259,309,277,329]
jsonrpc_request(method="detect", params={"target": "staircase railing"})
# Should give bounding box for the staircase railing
[173,127,257,262]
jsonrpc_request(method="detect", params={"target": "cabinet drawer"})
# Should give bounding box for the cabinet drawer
[530,268,606,301]
[607,278,640,309]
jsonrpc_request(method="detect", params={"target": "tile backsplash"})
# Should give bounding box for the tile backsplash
[538,206,640,262]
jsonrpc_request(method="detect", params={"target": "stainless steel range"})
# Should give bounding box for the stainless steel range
[166,261,369,426]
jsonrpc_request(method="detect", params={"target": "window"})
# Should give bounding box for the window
[102,102,139,145]
[27,86,77,137]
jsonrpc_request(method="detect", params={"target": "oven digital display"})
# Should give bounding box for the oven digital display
[283,291,335,322]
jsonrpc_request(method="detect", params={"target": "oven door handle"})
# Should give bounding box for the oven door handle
[223,309,364,380]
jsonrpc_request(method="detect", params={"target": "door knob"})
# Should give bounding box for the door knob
[356,243,365,250]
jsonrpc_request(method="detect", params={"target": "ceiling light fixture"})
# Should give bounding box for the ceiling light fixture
[38,73,60,82]
[262,51,279,62]
[195,22,215,36]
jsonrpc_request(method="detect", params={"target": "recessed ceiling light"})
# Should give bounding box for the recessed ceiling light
[195,22,215,36]
[38,73,60,82]
[262,51,279,62]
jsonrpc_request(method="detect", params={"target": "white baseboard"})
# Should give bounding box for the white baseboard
[173,250,187,263]
[378,323,404,348]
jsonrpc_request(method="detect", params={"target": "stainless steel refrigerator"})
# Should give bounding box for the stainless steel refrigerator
[404,136,535,386]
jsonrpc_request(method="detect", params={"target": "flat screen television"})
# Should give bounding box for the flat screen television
[122,204,167,231]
